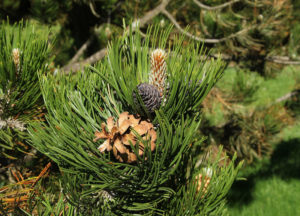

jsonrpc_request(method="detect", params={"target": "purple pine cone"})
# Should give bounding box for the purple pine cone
[133,83,162,113]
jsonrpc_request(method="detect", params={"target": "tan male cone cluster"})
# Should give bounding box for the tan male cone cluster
[149,49,167,97]
[12,48,21,75]
[195,173,211,196]
[94,112,156,163]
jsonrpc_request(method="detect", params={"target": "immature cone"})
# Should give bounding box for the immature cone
[132,83,162,113]
[94,112,156,163]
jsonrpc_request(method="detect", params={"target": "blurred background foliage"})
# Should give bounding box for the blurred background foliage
[1,0,300,215]
[1,0,299,68]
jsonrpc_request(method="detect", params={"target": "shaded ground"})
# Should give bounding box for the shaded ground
[227,123,300,215]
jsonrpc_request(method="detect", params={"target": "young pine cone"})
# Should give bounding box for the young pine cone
[132,83,162,113]
[93,112,157,163]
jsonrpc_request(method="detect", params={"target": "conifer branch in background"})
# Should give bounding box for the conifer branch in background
[193,0,241,11]
[62,0,170,73]
[60,0,298,74]
[162,9,256,44]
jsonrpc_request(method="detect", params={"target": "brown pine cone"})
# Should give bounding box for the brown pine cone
[94,112,157,163]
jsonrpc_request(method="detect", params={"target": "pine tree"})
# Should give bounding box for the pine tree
[27,25,242,215]
[0,21,50,160]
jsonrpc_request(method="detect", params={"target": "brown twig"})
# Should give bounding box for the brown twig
[31,162,51,188]
[0,163,52,214]
[68,35,95,65]
[266,56,300,65]
[162,9,255,44]
[62,48,107,73]
[134,0,171,29]
[89,1,100,18]
[193,0,241,11]
[275,90,299,104]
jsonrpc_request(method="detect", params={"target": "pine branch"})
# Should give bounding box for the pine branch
[162,9,255,44]
[29,25,242,214]
[193,0,241,11]
[0,22,50,116]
